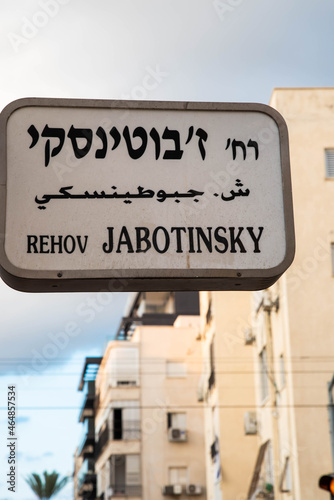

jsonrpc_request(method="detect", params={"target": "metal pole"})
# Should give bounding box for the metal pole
[328,377,334,470]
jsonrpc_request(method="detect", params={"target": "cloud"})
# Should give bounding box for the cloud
[0,281,128,376]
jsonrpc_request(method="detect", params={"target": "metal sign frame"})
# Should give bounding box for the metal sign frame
[0,98,295,292]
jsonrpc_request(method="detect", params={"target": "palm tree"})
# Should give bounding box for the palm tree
[25,471,68,499]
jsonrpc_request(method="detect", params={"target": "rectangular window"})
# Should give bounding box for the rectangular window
[166,361,186,378]
[109,402,140,441]
[325,149,334,178]
[167,412,187,429]
[169,466,188,485]
[126,455,141,485]
[113,408,123,440]
[109,347,139,387]
[259,348,269,402]
[110,454,141,493]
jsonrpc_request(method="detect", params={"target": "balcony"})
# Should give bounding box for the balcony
[77,417,95,459]
[107,484,142,497]
[96,421,141,457]
[77,458,96,499]
[79,380,96,423]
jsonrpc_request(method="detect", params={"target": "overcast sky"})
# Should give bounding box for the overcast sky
[1,0,334,498]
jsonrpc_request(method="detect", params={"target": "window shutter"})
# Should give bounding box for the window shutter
[325,149,334,178]
[171,412,187,429]
[109,347,139,387]
[123,405,140,440]
[126,455,140,485]
[166,361,186,377]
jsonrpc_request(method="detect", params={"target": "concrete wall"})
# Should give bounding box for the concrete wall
[252,88,334,500]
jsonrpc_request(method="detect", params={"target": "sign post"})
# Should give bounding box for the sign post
[0,98,294,292]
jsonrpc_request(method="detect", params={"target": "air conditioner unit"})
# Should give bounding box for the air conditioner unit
[244,411,257,435]
[186,484,202,495]
[244,327,255,345]
[162,484,182,495]
[168,427,187,442]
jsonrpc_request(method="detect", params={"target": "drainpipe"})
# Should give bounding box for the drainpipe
[328,376,334,472]
[262,291,282,500]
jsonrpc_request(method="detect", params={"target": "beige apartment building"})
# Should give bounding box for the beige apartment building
[198,88,334,500]
[76,291,208,500]
[198,291,258,500]
[247,88,334,500]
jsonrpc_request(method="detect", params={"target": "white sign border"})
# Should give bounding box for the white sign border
[0,98,295,292]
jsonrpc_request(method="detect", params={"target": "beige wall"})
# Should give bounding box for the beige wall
[251,88,334,500]
[200,291,258,500]
[94,314,207,500]
[133,318,206,500]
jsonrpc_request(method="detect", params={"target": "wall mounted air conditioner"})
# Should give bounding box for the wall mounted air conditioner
[162,484,182,495]
[168,427,188,442]
[244,411,257,435]
[186,484,202,495]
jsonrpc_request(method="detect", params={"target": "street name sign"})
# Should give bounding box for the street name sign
[0,98,294,292]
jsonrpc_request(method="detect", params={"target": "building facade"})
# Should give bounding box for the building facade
[199,291,258,500]
[247,88,334,500]
[75,357,102,500]
[77,291,207,500]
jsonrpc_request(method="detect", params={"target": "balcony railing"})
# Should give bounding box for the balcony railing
[77,458,95,491]
[108,484,142,497]
[78,418,95,458]
[79,380,96,423]
[112,420,141,441]
[96,421,141,457]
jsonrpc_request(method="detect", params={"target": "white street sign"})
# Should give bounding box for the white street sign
[0,98,294,292]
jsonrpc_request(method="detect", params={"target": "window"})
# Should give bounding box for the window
[109,455,141,496]
[109,347,139,387]
[109,402,140,441]
[126,455,141,485]
[169,466,188,486]
[167,412,187,429]
[166,361,186,378]
[325,149,334,178]
[259,348,269,402]
[113,408,123,440]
